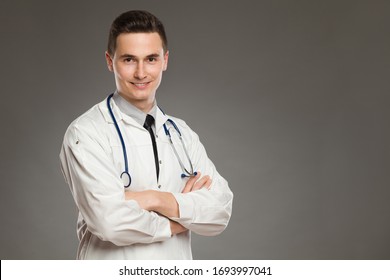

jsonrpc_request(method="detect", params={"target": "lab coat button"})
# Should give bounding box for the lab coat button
[158,185,161,189]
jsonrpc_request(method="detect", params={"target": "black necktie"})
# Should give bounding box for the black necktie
[143,114,159,180]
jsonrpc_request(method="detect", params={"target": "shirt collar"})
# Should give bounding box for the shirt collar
[113,90,157,127]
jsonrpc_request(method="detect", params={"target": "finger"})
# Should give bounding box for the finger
[204,178,212,190]
[192,175,210,191]
[182,172,201,193]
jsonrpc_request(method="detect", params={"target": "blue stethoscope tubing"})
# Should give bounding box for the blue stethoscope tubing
[106,93,196,188]
[107,94,132,187]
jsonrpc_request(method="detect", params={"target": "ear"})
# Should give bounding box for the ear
[105,51,114,72]
[163,50,169,71]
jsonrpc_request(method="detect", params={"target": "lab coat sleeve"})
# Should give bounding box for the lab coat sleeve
[170,122,233,236]
[59,120,171,246]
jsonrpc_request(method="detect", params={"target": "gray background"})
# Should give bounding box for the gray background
[1,0,389,259]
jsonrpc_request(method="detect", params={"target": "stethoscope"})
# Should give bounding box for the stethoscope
[106,93,197,188]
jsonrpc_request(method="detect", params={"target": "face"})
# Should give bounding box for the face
[105,32,169,112]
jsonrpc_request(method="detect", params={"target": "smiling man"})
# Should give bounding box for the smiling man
[105,31,168,112]
[59,10,233,260]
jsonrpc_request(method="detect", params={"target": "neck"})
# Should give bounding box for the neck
[118,92,155,113]
[131,100,155,113]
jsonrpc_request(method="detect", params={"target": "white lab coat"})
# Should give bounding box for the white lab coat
[59,97,233,259]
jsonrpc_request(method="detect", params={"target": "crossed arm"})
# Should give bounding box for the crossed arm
[125,172,212,235]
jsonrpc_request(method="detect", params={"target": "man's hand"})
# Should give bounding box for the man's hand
[125,172,212,215]
[170,220,187,235]
[182,172,212,193]
[124,172,212,235]
[125,190,179,217]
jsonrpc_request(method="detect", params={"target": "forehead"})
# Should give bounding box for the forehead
[115,32,164,56]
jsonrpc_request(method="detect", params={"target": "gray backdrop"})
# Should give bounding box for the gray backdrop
[1,0,389,259]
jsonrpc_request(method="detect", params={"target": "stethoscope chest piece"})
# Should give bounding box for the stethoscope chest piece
[121,171,131,188]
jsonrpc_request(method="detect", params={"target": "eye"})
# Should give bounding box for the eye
[147,57,158,63]
[123,57,136,63]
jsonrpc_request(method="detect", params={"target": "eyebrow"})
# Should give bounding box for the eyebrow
[119,53,161,59]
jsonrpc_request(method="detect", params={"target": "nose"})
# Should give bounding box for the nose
[134,62,147,80]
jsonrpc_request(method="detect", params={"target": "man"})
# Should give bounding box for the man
[60,10,233,259]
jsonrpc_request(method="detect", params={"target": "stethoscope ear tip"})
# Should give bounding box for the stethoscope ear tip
[181,171,197,178]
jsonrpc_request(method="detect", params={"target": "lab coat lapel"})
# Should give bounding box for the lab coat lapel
[155,106,169,135]
[98,98,144,129]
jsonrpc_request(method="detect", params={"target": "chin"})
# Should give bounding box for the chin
[123,91,154,102]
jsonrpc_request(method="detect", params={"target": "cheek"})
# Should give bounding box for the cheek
[115,66,134,80]
[149,66,165,78]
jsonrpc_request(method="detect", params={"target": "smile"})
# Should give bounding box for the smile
[131,82,150,89]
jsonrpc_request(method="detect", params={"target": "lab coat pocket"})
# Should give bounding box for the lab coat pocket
[108,141,125,177]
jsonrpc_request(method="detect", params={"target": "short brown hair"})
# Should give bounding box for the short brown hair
[107,10,168,56]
